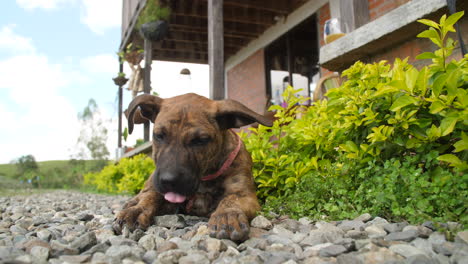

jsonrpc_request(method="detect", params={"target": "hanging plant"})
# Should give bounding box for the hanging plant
[118,43,144,65]
[138,0,171,41]
[113,72,129,86]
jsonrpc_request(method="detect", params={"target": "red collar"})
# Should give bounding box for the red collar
[201,130,241,181]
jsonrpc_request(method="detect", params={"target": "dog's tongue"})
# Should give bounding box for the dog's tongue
[164,192,187,203]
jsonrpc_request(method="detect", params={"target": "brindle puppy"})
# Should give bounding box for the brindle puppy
[114,93,272,241]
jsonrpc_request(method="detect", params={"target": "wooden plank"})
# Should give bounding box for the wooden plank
[143,38,152,142]
[169,18,266,36]
[155,53,208,64]
[170,25,256,40]
[120,0,146,51]
[119,141,152,161]
[208,0,225,100]
[118,61,123,148]
[172,11,275,26]
[165,31,247,47]
[153,42,238,55]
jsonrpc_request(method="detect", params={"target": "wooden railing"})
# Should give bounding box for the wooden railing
[121,0,146,50]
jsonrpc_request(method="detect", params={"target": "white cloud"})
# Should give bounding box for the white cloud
[0,54,81,163]
[0,25,35,54]
[16,0,73,10]
[0,27,85,163]
[80,0,122,35]
[80,53,118,75]
[15,0,121,35]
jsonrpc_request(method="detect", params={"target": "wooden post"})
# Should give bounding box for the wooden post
[143,38,152,142]
[339,0,370,31]
[286,33,293,87]
[208,0,224,100]
[118,61,124,148]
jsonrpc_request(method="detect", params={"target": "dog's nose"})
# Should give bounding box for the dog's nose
[159,171,180,190]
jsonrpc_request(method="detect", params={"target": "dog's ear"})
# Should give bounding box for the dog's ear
[216,99,273,129]
[127,94,163,134]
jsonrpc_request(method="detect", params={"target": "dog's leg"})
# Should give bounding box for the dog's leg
[114,174,162,233]
[208,173,260,241]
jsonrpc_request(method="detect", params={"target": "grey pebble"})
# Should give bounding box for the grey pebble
[0,190,466,264]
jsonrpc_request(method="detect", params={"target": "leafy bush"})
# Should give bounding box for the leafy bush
[243,12,467,225]
[84,154,155,194]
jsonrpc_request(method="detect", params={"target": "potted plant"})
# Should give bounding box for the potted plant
[118,43,144,65]
[138,0,170,41]
[113,72,129,86]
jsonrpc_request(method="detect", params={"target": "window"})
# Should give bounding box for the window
[265,15,320,106]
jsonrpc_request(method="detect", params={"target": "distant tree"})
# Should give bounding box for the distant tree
[74,99,110,162]
[15,154,38,176]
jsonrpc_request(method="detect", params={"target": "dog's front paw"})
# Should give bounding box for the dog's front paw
[113,205,153,234]
[208,208,250,241]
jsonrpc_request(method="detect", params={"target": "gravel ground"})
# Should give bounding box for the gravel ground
[0,190,467,264]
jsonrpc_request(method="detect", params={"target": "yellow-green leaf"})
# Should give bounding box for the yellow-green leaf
[454,133,468,153]
[372,85,399,97]
[416,52,438,60]
[429,100,445,114]
[440,116,458,136]
[437,154,462,165]
[417,28,439,39]
[345,141,358,152]
[444,11,464,28]
[390,95,418,111]
[405,68,419,93]
[432,73,448,97]
[417,19,439,29]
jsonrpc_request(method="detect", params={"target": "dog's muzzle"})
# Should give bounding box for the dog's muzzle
[154,169,198,203]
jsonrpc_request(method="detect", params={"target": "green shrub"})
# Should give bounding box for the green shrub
[84,154,155,194]
[243,12,467,225]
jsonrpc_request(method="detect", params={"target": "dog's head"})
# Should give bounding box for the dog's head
[126,93,272,204]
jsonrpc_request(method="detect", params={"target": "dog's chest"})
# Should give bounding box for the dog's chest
[184,180,224,216]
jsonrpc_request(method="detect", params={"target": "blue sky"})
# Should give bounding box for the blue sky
[0,0,209,163]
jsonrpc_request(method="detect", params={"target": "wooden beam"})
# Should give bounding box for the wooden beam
[169,19,266,36]
[198,0,292,14]
[165,31,247,47]
[118,61,124,149]
[155,53,208,64]
[143,38,152,142]
[208,0,224,100]
[153,41,238,54]
[170,25,256,40]
[223,0,290,14]
[172,11,275,27]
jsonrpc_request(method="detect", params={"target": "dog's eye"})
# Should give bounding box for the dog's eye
[153,132,165,142]
[190,137,211,146]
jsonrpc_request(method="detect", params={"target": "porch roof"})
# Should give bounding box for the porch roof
[120,0,309,64]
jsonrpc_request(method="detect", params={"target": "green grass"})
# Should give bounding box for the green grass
[0,159,108,190]
[0,163,16,178]
[0,160,106,178]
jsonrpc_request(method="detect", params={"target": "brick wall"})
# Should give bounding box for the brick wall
[318,3,332,76]
[318,0,467,73]
[368,37,433,68]
[368,17,468,68]
[226,49,267,115]
[368,0,411,21]
[318,3,331,47]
